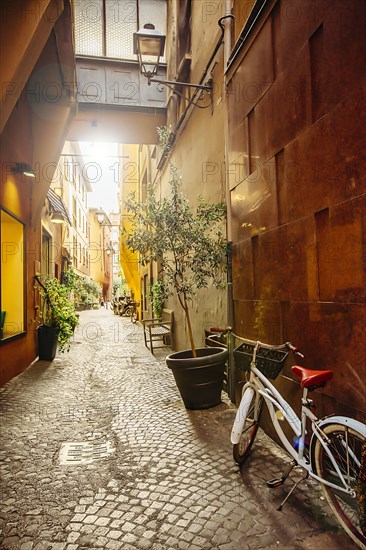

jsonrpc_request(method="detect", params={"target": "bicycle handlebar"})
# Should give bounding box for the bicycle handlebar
[285,342,304,359]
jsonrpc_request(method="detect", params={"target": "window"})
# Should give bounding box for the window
[143,273,148,311]
[0,210,25,340]
[141,171,147,204]
[177,0,191,67]
[73,196,77,227]
[66,158,75,184]
[74,0,166,60]
[41,228,53,277]
[167,0,191,130]
[73,236,78,267]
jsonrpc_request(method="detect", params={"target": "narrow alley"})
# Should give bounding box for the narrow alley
[0,310,353,550]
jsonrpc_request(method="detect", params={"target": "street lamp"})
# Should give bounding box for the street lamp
[133,23,212,102]
[50,211,66,223]
[95,209,106,225]
[133,23,166,83]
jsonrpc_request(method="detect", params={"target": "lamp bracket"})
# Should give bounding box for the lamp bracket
[149,77,213,109]
[149,77,211,91]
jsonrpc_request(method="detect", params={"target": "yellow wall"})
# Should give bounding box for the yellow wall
[1,211,24,337]
[89,214,104,287]
[119,145,141,304]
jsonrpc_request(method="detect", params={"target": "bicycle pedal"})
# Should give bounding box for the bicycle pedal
[267,478,285,488]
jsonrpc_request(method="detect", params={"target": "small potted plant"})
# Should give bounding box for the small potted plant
[35,275,79,360]
[125,154,228,409]
[150,280,165,319]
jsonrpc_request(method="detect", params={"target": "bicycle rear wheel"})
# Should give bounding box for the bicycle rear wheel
[124,306,132,317]
[312,423,366,548]
[233,389,263,465]
[131,308,138,323]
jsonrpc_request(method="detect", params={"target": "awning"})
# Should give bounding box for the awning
[47,188,72,225]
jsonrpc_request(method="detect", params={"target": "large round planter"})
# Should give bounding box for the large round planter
[166,347,228,410]
[37,325,59,361]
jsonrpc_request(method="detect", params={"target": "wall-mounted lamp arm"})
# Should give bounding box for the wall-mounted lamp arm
[149,77,212,109]
[148,77,211,91]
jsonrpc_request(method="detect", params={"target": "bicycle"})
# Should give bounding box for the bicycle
[230,336,366,548]
[130,300,139,324]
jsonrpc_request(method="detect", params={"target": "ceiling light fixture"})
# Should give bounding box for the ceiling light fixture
[12,163,36,178]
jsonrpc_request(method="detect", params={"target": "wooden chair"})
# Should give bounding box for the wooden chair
[142,309,173,354]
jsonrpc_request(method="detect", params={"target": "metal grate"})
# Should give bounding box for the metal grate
[106,0,137,60]
[139,0,166,62]
[59,441,115,465]
[74,0,104,57]
[74,0,167,61]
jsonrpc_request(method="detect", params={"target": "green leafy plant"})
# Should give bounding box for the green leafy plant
[78,277,102,306]
[60,266,78,290]
[150,280,165,318]
[157,125,173,155]
[113,276,129,297]
[35,275,79,352]
[125,162,227,357]
[61,267,102,308]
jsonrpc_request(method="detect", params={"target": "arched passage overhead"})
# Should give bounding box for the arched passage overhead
[67,104,166,144]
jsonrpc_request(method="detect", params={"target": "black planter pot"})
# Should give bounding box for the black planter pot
[37,325,59,361]
[166,347,228,410]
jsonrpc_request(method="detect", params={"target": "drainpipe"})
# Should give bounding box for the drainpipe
[223,1,236,402]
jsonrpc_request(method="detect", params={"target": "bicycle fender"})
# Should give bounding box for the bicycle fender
[316,416,366,438]
[231,386,255,445]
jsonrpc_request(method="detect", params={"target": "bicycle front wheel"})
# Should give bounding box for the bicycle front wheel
[131,309,138,323]
[311,423,366,548]
[233,390,263,465]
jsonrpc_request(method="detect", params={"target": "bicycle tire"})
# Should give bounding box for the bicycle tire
[131,309,137,323]
[311,423,366,549]
[124,306,132,317]
[233,389,263,465]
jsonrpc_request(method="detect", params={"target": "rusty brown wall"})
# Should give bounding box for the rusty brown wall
[228,0,366,420]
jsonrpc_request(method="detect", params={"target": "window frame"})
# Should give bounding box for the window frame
[41,226,53,278]
[74,0,166,62]
[75,0,139,60]
[0,206,27,343]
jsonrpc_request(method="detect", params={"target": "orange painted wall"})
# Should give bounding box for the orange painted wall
[0,95,40,385]
[0,0,75,386]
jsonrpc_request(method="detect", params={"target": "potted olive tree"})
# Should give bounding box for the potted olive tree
[125,161,228,409]
[35,275,79,360]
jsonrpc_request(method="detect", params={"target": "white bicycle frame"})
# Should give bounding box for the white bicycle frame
[231,365,366,497]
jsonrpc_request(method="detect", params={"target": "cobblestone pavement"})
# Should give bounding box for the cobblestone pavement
[0,310,356,550]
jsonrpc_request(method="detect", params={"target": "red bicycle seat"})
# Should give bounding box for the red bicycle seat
[291,365,333,389]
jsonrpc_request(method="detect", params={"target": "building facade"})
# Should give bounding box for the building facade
[55,141,93,278]
[0,0,76,386]
[89,208,112,303]
[134,0,365,421]
[1,0,365,425]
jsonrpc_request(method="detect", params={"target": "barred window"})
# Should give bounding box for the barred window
[74,0,166,61]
